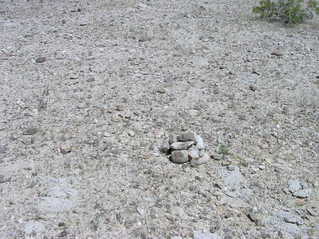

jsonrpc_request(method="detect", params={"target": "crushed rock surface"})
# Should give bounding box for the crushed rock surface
[0,0,318,238]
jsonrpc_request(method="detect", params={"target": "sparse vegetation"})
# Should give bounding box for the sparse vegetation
[217,144,230,159]
[253,0,319,25]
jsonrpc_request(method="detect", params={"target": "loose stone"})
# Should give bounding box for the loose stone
[170,141,194,150]
[171,150,189,164]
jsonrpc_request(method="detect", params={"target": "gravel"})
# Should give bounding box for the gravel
[0,0,318,238]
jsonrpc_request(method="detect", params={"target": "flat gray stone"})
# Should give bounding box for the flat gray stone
[171,150,189,164]
[177,131,196,142]
[170,141,194,150]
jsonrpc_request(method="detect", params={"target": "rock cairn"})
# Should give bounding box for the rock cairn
[161,131,210,166]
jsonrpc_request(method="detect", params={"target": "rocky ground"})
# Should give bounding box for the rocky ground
[0,0,319,238]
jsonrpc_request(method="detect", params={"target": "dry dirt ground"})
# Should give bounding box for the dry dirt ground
[0,0,319,238]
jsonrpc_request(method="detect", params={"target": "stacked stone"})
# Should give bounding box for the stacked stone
[162,131,210,166]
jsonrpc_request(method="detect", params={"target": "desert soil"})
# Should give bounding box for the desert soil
[0,0,319,238]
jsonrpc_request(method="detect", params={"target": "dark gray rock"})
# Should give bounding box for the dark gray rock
[35,56,46,63]
[23,127,38,135]
[170,141,194,150]
[170,150,189,164]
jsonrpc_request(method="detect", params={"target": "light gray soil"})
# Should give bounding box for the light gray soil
[0,0,318,238]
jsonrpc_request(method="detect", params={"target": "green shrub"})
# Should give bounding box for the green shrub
[253,0,319,25]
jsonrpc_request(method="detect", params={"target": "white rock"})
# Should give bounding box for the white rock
[195,134,205,150]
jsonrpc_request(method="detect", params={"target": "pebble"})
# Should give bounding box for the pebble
[170,141,194,150]
[170,150,189,164]
[60,145,72,154]
[271,51,283,57]
[156,88,166,94]
[190,152,210,166]
[23,127,38,135]
[195,134,205,150]
[177,131,196,142]
[35,56,46,63]
[127,130,135,137]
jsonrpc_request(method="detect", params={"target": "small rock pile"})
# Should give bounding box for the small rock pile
[161,131,210,166]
